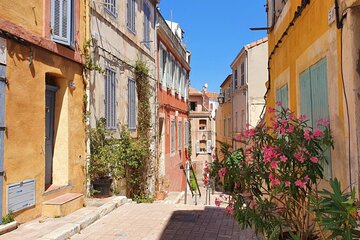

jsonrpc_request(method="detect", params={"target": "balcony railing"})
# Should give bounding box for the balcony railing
[157,9,187,61]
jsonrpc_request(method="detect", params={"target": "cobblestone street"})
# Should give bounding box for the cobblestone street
[70,202,257,240]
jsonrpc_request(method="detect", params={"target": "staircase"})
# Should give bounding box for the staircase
[42,193,84,218]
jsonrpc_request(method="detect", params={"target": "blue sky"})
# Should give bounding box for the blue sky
[159,1,267,93]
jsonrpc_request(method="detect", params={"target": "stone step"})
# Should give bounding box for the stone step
[42,193,84,218]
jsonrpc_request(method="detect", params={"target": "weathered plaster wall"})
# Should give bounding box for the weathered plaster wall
[267,0,354,188]
[4,41,85,223]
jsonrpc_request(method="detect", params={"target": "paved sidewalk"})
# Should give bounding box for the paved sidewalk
[0,196,129,240]
[70,203,257,240]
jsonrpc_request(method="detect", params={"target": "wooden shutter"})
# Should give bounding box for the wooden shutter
[195,141,200,154]
[105,68,116,129]
[300,69,312,127]
[159,46,164,84]
[127,0,135,32]
[51,0,72,45]
[143,2,150,48]
[207,140,212,153]
[178,121,182,150]
[128,79,136,130]
[310,59,331,178]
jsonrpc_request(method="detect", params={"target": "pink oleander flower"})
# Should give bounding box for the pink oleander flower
[242,191,251,197]
[280,155,288,163]
[295,179,306,189]
[268,107,275,113]
[234,182,240,190]
[249,200,256,209]
[244,128,255,138]
[263,145,276,163]
[270,161,278,169]
[218,167,227,178]
[285,181,291,187]
[294,151,305,163]
[276,101,282,107]
[313,129,323,138]
[357,209,360,218]
[304,175,310,182]
[215,198,221,207]
[289,113,295,121]
[317,118,330,127]
[310,156,319,164]
[299,115,307,121]
[304,130,313,140]
[272,121,279,129]
[210,145,214,150]
[269,173,275,181]
[288,125,295,133]
[212,154,216,160]
[278,126,286,135]
[225,205,234,215]
[271,178,281,187]
[281,118,287,125]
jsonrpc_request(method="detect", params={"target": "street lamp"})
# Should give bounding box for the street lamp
[217,92,225,104]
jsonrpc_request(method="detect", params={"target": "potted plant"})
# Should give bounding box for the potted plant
[88,118,123,197]
[155,176,169,200]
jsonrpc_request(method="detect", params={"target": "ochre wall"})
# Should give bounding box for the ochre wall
[267,0,350,187]
[4,40,86,223]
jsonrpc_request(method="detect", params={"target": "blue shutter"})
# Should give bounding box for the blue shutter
[105,69,116,129]
[300,69,312,127]
[127,0,135,32]
[311,59,331,178]
[143,2,150,48]
[159,47,164,85]
[51,0,72,45]
[128,79,136,130]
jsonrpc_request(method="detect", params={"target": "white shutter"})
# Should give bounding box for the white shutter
[196,141,200,154]
[207,140,212,153]
[51,0,71,45]
[159,47,164,85]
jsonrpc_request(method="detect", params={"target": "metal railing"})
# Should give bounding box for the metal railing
[180,161,201,205]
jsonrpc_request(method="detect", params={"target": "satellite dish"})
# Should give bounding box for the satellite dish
[204,83,208,89]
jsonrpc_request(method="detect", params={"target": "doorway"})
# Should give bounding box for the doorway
[45,85,57,189]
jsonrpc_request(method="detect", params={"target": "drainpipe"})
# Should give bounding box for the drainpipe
[153,4,159,194]
[85,0,91,197]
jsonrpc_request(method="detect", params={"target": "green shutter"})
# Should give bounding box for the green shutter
[300,69,313,127]
[311,59,331,178]
[276,84,288,110]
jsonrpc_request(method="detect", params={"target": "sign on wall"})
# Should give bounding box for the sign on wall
[7,179,36,213]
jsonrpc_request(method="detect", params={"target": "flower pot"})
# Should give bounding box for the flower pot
[155,191,166,200]
[92,177,113,198]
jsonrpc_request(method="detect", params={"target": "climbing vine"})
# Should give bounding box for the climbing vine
[124,60,152,199]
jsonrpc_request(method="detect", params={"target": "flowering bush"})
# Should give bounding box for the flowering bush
[216,106,333,239]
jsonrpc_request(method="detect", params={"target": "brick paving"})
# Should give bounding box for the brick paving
[70,203,257,240]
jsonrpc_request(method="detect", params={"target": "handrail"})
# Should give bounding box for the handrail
[189,165,201,198]
[180,164,194,197]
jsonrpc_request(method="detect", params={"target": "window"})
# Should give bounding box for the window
[128,78,136,130]
[240,62,245,86]
[104,0,117,17]
[228,118,231,136]
[166,54,172,89]
[171,120,175,153]
[241,110,245,133]
[181,69,186,97]
[51,0,74,46]
[190,102,196,111]
[223,118,226,137]
[159,46,167,86]
[199,140,206,152]
[300,58,331,178]
[184,122,189,147]
[178,121,182,151]
[235,112,238,132]
[127,0,136,33]
[143,2,150,48]
[234,69,238,89]
[276,84,289,110]
[210,103,213,111]
[225,88,231,102]
[199,120,207,131]
[105,68,116,129]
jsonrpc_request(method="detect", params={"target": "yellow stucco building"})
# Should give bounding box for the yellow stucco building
[216,74,233,161]
[0,0,88,222]
[266,0,360,190]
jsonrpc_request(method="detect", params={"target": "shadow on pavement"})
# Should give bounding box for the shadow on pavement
[159,206,258,240]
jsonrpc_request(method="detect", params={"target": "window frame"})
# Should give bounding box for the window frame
[128,78,137,131]
[105,68,117,130]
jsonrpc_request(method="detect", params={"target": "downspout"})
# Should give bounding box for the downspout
[246,49,249,130]
[335,0,352,187]
[85,0,91,197]
[153,4,159,194]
